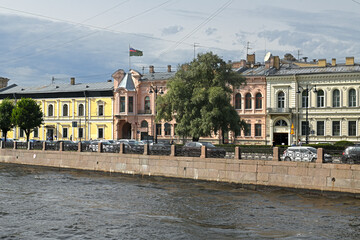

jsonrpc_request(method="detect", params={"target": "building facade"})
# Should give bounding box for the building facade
[266,57,360,145]
[0,78,114,141]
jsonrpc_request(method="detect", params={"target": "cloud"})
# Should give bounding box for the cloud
[161,25,184,36]
[205,27,217,36]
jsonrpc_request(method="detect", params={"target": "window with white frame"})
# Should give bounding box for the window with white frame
[333,89,340,107]
[332,121,340,136]
[317,121,325,136]
[245,93,252,109]
[348,121,356,136]
[245,123,251,136]
[302,90,308,108]
[301,121,309,136]
[78,104,84,116]
[98,128,104,139]
[98,104,104,116]
[349,89,356,107]
[62,104,68,116]
[255,124,261,136]
[48,104,54,116]
[255,93,262,109]
[317,90,325,107]
[120,97,125,112]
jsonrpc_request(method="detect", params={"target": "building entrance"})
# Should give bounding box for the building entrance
[273,133,288,146]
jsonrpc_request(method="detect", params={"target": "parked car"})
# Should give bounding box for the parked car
[341,145,360,164]
[183,142,226,158]
[283,146,332,163]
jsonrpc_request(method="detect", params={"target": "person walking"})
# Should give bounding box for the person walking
[298,138,302,146]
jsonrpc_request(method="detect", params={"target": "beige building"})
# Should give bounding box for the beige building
[266,57,360,145]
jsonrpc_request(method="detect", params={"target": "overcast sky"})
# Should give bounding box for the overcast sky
[1,0,360,86]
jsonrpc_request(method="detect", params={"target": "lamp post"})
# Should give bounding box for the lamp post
[297,84,317,144]
[149,85,163,143]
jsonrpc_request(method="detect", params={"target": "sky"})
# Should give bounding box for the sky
[1,0,360,86]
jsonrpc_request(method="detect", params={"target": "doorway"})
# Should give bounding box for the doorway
[122,122,131,139]
[273,133,288,146]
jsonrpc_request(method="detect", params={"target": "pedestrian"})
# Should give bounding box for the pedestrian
[298,138,302,146]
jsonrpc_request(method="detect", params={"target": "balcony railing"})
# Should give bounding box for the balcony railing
[267,108,292,114]
[138,109,152,114]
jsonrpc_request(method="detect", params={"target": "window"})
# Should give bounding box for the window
[277,91,285,109]
[332,121,340,136]
[317,90,324,107]
[245,93,252,109]
[349,121,356,136]
[63,104,68,116]
[349,89,356,107]
[98,105,104,116]
[120,96,125,112]
[164,123,171,135]
[333,89,340,107]
[235,93,241,109]
[317,121,325,136]
[275,120,287,126]
[48,104,54,116]
[128,96,134,113]
[144,96,151,113]
[156,124,162,136]
[255,93,262,109]
[245,124,251,136]
[302,90,308,108]
[78,104,84,116]
[19,128,24,138]
[78,128,83,138]
[255,124,261,137]
[141,120,148,128]
[63,128,68,138]
[33,128,38,138]
[98,128,104,139]
[301,121,309,136]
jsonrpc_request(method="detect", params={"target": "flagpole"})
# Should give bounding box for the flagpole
[129,44,131,71]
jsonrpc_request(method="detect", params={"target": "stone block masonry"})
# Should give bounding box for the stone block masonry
[1,148,360,194]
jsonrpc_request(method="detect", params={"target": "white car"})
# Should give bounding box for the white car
[282,146,332,162]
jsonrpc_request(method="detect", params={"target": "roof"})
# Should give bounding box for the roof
[235,65,276,76]
[117,73,135,91]
[270,63,360,76]
[0,81,113,95]
[142,72,175,81]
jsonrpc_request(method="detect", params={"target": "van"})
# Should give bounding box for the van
[282,146,332,163]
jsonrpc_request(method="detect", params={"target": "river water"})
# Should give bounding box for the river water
[0,163,360,239]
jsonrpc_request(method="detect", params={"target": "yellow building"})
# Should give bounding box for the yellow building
[0,78,114,141]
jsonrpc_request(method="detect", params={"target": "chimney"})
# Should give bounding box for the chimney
[318,59,326,67]
[167,65,171,72]
[149,65,155,73]
[70,77,75,85]
[246,54,255,64]
[332,58,336,66]
[346,57,354,66]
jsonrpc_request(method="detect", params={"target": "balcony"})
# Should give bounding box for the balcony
[138,109,152,115]
[267,108,292,115]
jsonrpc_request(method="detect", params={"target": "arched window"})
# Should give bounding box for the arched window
[277,91,285,109]
[349,89,356,107]
[275,119,288,126]
[48,104,53,117]
[235,93,241,109]
[141,120,148,128]
[302,90,308,108]
[63,104,68,116]
[333,89,340,107]
[144,96,150,113]
[78,104,84,116]
[255,93,262,109]
[317,90,324,107]
[245,93,252,109]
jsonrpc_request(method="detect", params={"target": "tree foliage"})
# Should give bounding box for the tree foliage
[0,98,15,142]
[11,98,43,143]
[156,52,246,142]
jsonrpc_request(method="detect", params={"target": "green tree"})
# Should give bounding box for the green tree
[11,98,43,143]
[0,99,15,142]
[156,52,246,143]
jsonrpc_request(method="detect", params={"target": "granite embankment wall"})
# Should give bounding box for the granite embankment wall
[1,148,360,194]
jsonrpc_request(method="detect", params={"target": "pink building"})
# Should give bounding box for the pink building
[112,66,176,142]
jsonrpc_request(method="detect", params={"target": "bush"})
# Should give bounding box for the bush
[334,140,354,147]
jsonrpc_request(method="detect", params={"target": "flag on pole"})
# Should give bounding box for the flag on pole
[129,47,143,56]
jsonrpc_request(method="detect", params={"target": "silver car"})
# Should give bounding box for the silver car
[283,146,332,162]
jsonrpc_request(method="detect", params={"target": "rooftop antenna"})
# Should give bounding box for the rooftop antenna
[246,41,251,56]
[297,49,302,61]
[51,76,55,84]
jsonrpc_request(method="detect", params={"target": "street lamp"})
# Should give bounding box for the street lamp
[149,85,163,143]
[296,85,317,144]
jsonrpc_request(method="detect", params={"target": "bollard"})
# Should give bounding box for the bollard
[78,142,82,152]
[201,146,207,158]
[170,145,176,157]
[119,143,125,154]
[273,147,280,161]
[235,146,241,159]
[316,148,324,163]
[143,144,149,155]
